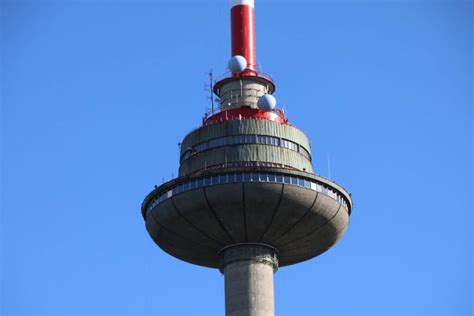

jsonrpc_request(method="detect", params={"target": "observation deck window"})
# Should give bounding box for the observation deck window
[197,179,204,187]
[147,172,350,216]
[181,134,311,163]
[291,176,298,185]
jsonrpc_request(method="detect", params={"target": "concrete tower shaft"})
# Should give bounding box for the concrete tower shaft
[220,244,278,316]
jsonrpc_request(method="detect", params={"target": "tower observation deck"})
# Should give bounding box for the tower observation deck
[141,1,352,315]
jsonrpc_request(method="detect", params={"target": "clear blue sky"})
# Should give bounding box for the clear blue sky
[1,0,472,315]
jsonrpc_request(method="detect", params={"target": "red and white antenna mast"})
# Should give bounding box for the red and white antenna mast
[210,0,279,120]
[231,0,257,75]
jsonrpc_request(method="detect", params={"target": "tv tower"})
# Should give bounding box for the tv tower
[141,1,352,315]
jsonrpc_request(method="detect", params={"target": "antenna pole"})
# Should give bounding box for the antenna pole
[327,153,332,179]
[209,71,214,114]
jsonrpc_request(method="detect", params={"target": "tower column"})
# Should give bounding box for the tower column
[219,244,279,316]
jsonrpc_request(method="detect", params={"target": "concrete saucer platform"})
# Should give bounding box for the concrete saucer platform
[142,167,351,268]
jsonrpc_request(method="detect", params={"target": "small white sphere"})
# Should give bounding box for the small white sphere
[228,55,247,73]
[257,94,277,111]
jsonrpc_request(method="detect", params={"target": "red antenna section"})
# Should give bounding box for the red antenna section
[231,0,256,75]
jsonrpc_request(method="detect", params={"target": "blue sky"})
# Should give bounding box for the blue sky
[1,0,472,315]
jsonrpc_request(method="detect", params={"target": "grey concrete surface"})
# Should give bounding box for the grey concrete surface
[179,144,313,175]
[172,189,235,244]
[259,186,317,243]
[220,244,278,316]
[204,183,247,242]
[144,170,350,268]
[217,78,269,110]
[243,183,283,241]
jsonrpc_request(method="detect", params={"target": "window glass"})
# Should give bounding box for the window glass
[183,182,189,191]
[243,173,251,182]
[228,173,236,182]
[197,179,204,187]
[283,175,291,184]
[268,174,276,182]
[251,173,259,182]
[304,179,311,189]
[260,174,268,182]
[220,174,227,183]
[211,176,219,185]
[235,173,243,182]
[204,177,211,186]
[302,150,310,159]
[298,178,305,186]
[189,181,196,189]
[276,175,283,183]
[291,177,298,185]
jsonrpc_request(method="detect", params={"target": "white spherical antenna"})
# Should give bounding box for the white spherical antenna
[257,94,277,111]
[228,55,247,73]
